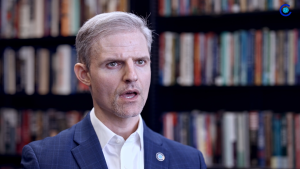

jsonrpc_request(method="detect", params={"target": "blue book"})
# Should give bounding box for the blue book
[296,29,300,84]
[240,30,248,85]
[258,112,266,167]
[247,30,255,85]
[272,114,282,167]
[70,46,78,94]
[165,0,172,16]
[262,28,269,85]
[212,35,218,85]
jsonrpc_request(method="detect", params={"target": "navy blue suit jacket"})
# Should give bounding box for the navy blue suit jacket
[21,112,206,169]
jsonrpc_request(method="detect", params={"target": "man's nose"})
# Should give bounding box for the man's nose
[123,60,138,83]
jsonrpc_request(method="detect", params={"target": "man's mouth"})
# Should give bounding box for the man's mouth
[120,89,139,99]
[122,92,137,98]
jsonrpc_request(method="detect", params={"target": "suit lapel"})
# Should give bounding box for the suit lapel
[143,122,169,169]
[71,112,108,169]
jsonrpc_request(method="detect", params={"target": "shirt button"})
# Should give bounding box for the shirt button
[116,138,121,144]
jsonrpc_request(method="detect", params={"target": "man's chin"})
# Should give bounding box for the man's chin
[114,109,142,118]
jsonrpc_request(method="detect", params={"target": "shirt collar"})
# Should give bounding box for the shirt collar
[90,108,144,150]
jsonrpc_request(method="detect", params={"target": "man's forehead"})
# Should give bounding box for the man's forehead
[91,32,149,59]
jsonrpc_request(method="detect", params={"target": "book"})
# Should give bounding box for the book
[249,111,258,167]
[3,47,16,94]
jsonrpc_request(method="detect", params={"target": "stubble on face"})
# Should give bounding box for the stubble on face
[90,31,151,120]
[111,85,146,119]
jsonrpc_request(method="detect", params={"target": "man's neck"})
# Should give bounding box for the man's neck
[93,107,140,140]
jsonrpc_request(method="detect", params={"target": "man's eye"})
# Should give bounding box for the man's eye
[137,60,145,65]
[108,62,118,67]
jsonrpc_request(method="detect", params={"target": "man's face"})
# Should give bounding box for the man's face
[89,31,151,119]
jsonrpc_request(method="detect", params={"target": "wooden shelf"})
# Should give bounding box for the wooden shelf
[156,85,300,112]
[157,9,300,33]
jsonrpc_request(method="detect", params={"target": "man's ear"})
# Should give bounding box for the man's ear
[74,63,91,86]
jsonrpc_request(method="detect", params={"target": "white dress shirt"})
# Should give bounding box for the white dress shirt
[90,108,144,169]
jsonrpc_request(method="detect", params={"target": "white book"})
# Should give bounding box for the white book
[37,48,50,95]
[285,0,294,9]
[273,0,279,10]
[186,33,194,86]
[179,33,194,86]
[252,0,259,11]
[214,0,221,14]
[108,0,118,12]
[258,0,266,11]
[4,48,16,94]
[51,0,59,37]
[87,0,98,16]
[2,108,18,154]
[56,45,71,95]
[288,30,295,85]
[163,32,173,86]
[34,0,44,38]
[19,46,35,95]
[269,31,276,85]
[1,0,14,38]
[19,0,30,39]
[196,113,205,157]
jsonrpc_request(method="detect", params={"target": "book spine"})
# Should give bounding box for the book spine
[258,112,266,167]
[264,111,272,167]
[240,30,247,86]
[233,31,240,85]
[286,112,294,168]
[159,33,165,85]
[271,114,281,168]
[281,113,288,168]
[247,30,255,85]
[249,111,258,167]
[194,33,201,86]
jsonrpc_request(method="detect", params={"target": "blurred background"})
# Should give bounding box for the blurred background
[1,0,300,168]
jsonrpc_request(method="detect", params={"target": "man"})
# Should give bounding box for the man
[21,12,206,169]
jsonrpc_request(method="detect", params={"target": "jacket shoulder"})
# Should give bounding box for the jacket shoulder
[22,124,79,168]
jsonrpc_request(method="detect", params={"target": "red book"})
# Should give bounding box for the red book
[194,33,201,86]
[159,0,164,16]
[21,110,31,152]
[255,30,262,86]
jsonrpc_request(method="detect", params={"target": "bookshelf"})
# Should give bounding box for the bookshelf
[152,0,300,169]
[0,0,153,168]
[2,0,300,168]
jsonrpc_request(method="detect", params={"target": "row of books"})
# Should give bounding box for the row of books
[0,108,89,155]
[159,0,299,16]
[162,110,300,168]
[1,0,129,39]
[159,29,300,86]
[1,45,90,95]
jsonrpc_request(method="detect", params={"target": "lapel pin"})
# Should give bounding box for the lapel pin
[156,152,165,161]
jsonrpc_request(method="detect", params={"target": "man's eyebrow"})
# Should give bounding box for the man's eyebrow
[102,56,151,63]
